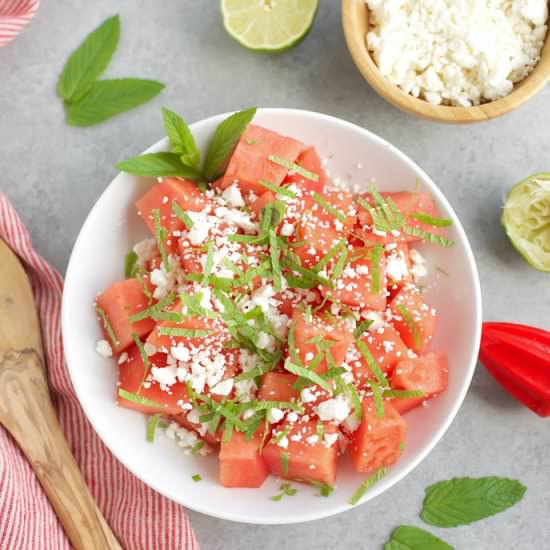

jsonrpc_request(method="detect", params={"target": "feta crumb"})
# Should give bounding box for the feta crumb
[96,339,112,357]
[210,378,234,396]
[144,343,157,357]
[323,433,338,447]
[222,184,245,207]
[315,395,351,423]
[267,408,285,423]
[281,223,295,237]
[117,351,128,364]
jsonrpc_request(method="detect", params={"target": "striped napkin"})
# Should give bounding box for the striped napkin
[0,0,39,47]
[0,193,199,549]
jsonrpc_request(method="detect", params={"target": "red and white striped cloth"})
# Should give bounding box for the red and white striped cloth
[0,193,199,550]
[0,0,39,47]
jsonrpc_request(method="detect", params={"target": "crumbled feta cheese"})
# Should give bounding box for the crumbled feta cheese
[306,434,319,445]
[150,268,168,288]
[171,345,190,362]
[267,408,285,423]
[366,0,548,106]
[281,223,295,236]
[301,387,317,404]
[96,339,112,357]
[144,342,157,357]
[117,351,128,364]
[277,436,289,449]
[386,251,409,282]
[222,184,245,207]
[211,378,234,396]
[363,310,385,331]
[315,395,351,423]
[409,248,428,281]
[151,365,178,387]
[323,433,338,447]
[133,237,156,266]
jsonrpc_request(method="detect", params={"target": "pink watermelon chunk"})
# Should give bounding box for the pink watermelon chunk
[135,177,208,235]
[284,146,327,193]
[96,278,155,354]
[220,125,304,197]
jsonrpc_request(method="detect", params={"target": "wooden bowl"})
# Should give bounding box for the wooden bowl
[342,0,550,123]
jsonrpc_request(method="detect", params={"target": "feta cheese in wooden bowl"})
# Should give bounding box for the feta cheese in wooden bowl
[342,0,550,123]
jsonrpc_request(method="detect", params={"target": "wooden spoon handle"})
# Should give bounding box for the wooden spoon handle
[0,349,122,550]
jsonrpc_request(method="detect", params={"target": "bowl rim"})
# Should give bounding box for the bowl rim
[341,0,550,123]
[62,107,483,524]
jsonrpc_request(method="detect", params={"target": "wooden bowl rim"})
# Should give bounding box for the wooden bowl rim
[342,0,550,123]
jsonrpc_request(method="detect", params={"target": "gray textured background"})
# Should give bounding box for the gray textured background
[1,1,549,549]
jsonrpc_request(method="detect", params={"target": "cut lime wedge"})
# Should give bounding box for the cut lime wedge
[221,0,319,53]
[501,173,550,272]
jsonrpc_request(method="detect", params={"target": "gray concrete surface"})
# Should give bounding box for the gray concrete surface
[1,1,549,549]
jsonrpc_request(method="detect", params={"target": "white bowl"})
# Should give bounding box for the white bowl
[62,108,482,524]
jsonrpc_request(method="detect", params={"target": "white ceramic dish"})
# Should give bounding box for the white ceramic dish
[62,108,482,524]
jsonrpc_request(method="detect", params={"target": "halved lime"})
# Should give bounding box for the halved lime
[501,173,550,272]
[221,0,319,53]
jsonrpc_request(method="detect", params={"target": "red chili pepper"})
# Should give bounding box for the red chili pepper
[479,322,550,417]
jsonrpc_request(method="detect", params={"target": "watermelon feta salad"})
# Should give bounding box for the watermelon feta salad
[95,113,453,497]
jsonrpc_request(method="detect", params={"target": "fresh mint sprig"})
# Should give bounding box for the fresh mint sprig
[117,107,257,185]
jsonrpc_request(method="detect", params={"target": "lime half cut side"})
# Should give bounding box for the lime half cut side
[502,173,550,272]
[221,0,319,53]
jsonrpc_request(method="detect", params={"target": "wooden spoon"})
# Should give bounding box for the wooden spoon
[0,239,121,550]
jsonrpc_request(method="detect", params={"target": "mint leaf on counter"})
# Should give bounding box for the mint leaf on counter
[66,79,165,127]
[57,14,120,102]
[420,476,527,527]
[384,525,454,550]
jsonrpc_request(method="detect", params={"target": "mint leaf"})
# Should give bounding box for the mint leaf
[162,107,200,169]
[66,78,165,127]
[117,152,201,178]
[57,15,120,102]
[203,107,256,181]
[420,477,526,527]
[384,526,454,550]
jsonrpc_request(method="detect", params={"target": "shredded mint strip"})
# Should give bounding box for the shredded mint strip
[404,226,454,248]
[172,201,194,229]
[268,155,319,182]
[284,360,332,392]
[259,178,296,198]
[124,250,139,278]
[146,414,163,442]
[411,212,453,227]
[158,327,213,338]
[396,304,421,349]
[312,192,347,223]
[349,467,387,506]
[118,389,164,409]
[96,306,119,345]
[152,208,170,271]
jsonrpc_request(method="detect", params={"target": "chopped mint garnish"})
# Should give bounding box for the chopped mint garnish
[268,154,319,182]
[349,467,387,506]
[312,192,347,223]
[96,306,119,345]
